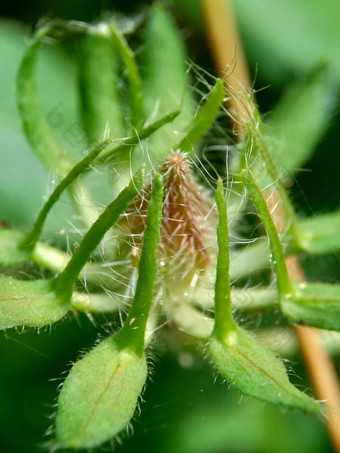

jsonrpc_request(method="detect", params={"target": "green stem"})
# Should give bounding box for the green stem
[20,139,111,251]
[17,25,99,227]
[98,109,180,162]
[242,169,293,297]
[213,178,236,339]
[116,174,163,353]
[52,168,144,298]
[17,27,74,176]
[176,78,224,152]
[20,110,180,252]
[247,121,297,233]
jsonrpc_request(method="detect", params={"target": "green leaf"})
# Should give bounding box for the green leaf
[0,277,69,330]
[0,20,88,234]
[98,109,181,162]
[78,32,126,143]
[176,79,224,152]
[283,282,340,331]
[229,239,271,280]
[209,326,320,412]
[56,336,147,449]
[20,138,113,252]
[138,4,196,160]
[265,65,337,178]
[295,212,340,255]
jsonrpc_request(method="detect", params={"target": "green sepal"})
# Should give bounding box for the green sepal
[282,282,340,331]
[209,327,320,413]
[56,335,147,449]
[176,79,224,152]
[211,177,319,412]
[0,277,69,329]
[52,167,144,299]
[0,229,30,265]
[56,174,163,449]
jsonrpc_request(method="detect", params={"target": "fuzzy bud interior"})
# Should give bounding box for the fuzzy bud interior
[111,152,217,300]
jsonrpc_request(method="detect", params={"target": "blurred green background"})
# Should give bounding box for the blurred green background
[1,0,340,452]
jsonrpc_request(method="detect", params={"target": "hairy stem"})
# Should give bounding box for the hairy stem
[201,2,340,450]
[200,0,252,137]
[213,178,235,338]
[52,169,144,298]
[117,174,163,353]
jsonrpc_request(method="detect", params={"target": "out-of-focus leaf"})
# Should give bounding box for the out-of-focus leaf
[78,33,126,144]
[232,0,340,85]
[265,65,337,178]
[295,212,340,255]
[0,21,50,227]
[167,389,327,453]
[138,4,196,161]
[0,20,81,233]
[17,28,75,177]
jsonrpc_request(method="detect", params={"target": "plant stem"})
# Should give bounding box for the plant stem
[201,2,340,450]
[213,178,235,339]
[20,139,111,251]
[20,110,180,252]
[242,169,293,297]
[52,168,144,298]
[117,174,163,353]
[287,255,340,452]
[200,0,252,137]
[109,24,144,130]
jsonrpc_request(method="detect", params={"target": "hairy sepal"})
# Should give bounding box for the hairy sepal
[56,336,147,449]
[209,326,320,413]
[0,229,31,265]
[0,277,69,329]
